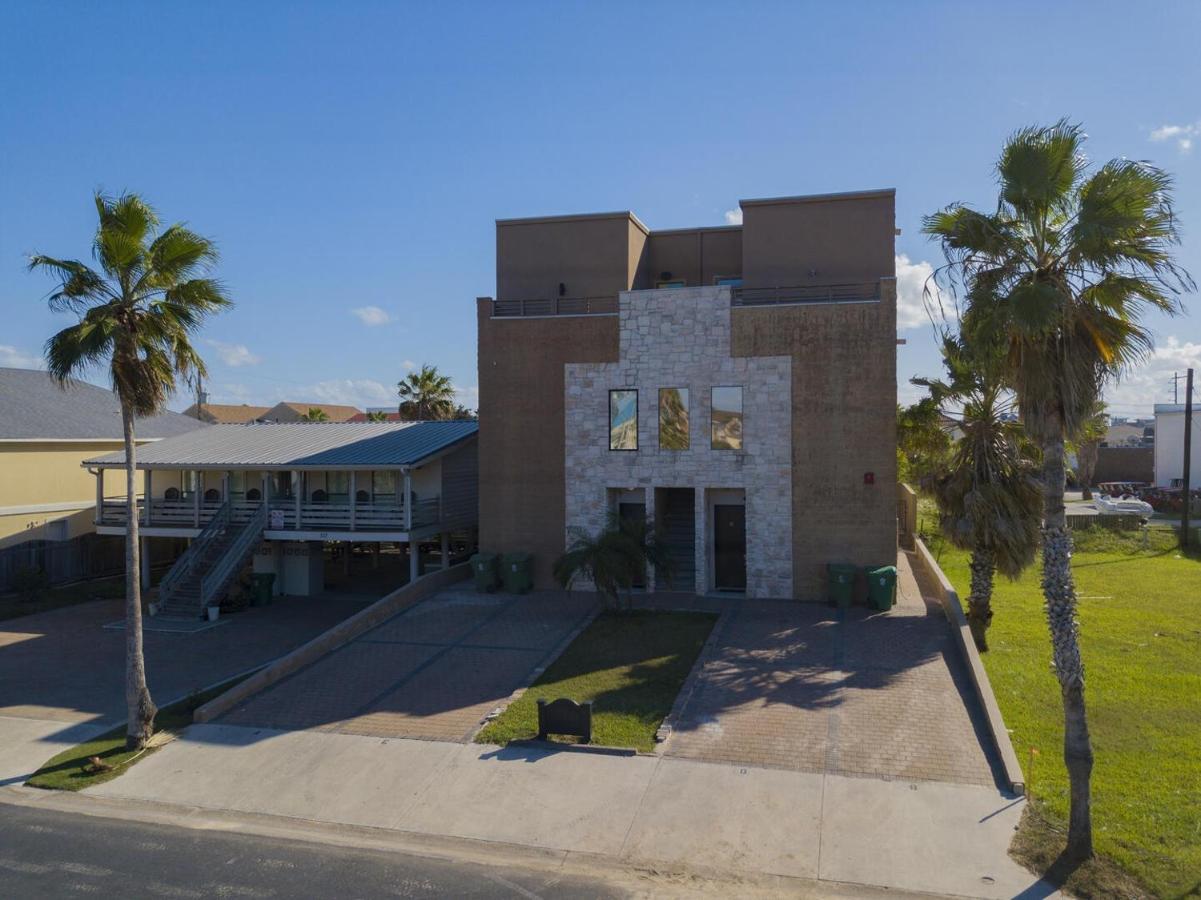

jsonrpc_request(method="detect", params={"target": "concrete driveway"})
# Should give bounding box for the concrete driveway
[219,589,597,741]
[662,551,1002,787]
[0,589,370,785]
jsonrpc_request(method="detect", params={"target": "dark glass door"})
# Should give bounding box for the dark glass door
[713,504,746,591]
[618,502,647,588]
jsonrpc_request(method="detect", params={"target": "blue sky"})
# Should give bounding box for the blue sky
[2,1,1198,417]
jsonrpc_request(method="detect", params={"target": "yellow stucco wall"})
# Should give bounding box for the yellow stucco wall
[0,441,128,547]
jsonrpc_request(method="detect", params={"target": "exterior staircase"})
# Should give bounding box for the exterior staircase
[155,502,267,619]
[658,489,695,592]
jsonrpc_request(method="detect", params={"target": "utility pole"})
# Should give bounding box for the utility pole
[1183,368,1194,548]
[1171,371,1183,404]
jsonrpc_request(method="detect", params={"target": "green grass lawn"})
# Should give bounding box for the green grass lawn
[934,527,1201,898]
[476,610,716,752]
[26,674,250,791]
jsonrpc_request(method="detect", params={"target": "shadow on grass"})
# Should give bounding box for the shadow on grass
[26,672,254,791]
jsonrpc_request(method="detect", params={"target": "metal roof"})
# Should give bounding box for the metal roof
[83,421,478,470]
[0,367,209,441]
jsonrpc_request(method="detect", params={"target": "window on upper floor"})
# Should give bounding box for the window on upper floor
[659,388,689,450]
[609,389,638,451]
[711,386,743,450]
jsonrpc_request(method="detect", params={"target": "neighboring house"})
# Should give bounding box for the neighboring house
[476,189,898,599]
[180,403,271,424]
[1094,447,1154,485]
[1154,404,1200,487]
[256,402,362,423]
[83,421,478,611]
[348,410,405,422]
[1103,419,1154,448]
[0,367,207,551]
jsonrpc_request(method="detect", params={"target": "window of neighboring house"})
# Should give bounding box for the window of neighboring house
[659,387,689,450]
[711,386,743,450]
[610,389,638,451]
[715,276,743,287]
[655,279,686,288]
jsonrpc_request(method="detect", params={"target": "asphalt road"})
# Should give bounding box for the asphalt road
[0,803,627,899]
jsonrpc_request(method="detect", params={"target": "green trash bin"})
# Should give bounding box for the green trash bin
[867,565,897,611]
[827,563,859,608]
[470,552,500,593]
[501,552,533,594]
[251,572,275,606]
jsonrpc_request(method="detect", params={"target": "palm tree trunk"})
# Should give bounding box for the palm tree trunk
[122,404,157,750]
[1040,432,1094,860]
[966,547,995,651]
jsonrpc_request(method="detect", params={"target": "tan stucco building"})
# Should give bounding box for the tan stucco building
[0,368,207,550]
[476,189,898,599]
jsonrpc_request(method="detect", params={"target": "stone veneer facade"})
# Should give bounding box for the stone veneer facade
[564,286,792,598]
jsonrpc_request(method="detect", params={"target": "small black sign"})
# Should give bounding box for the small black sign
[537,698,592,744]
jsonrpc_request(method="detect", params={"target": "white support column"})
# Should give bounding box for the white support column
[193,471,201,527]
[441,531,450,569]
[261,472,269,508]
[293,470,301,529]
[349,470,356,531]
[222,471,230,501]
[409,539,420,583]
[143,470,152,526]
[94,469,103,524]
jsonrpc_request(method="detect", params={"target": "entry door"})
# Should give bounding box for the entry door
[713,504,746,591]
[618,502,647,588]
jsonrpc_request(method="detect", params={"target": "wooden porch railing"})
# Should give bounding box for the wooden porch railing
[98,495,440,531]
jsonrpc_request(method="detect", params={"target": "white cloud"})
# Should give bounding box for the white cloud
[306,378,395,408]
[1103,336,1201,414]
[351,306,392,326]
[0,345,44,369]
[205,339,261,368]
[1149,122,1198,153]
[723,208,743,226]
[894,254,944,331]
[401,359,417,371]
[453,383,479,410]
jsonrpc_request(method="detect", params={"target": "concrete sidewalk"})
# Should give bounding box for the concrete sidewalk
[86,724,1057,899]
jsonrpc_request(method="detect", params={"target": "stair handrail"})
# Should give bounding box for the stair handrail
[158,500,232,602]
[200,502,267,608]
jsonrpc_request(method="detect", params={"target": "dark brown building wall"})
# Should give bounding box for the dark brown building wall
[496,214,637,301]
[643,228,742,288]
[741,191,895,288]
[731,279,898,598]
[476,298,620,586]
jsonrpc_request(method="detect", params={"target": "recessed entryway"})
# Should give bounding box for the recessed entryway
[713,503,746,591]
[655,487,696,592]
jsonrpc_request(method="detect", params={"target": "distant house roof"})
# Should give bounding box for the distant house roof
[0,367,209,442]
[83,421,478,470]
[257,402,363,423]
[347,411,404,422]
[179,402,271,424]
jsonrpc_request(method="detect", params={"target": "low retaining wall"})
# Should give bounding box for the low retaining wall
[194,562,472,724]
[912,540,1026,796]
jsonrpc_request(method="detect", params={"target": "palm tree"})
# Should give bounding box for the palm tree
[300,407,330,422]
[397,364,455,421]
[554,512,670,611]
[1071,402,1108,501]
[31,192,231,750]
[364,410,389,422]
[924,121,1192,860]
[917,334,1041,651]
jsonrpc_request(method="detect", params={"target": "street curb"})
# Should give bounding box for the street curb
[911,540,1026,795]
[193,563,471,723]
[0,785,937,899]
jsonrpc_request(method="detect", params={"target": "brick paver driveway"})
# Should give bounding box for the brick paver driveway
[662,552,1001,787]
[221,590,597,742]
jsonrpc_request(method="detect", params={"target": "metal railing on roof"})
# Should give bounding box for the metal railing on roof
[731,281,880,307]
[492,296,618,318]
